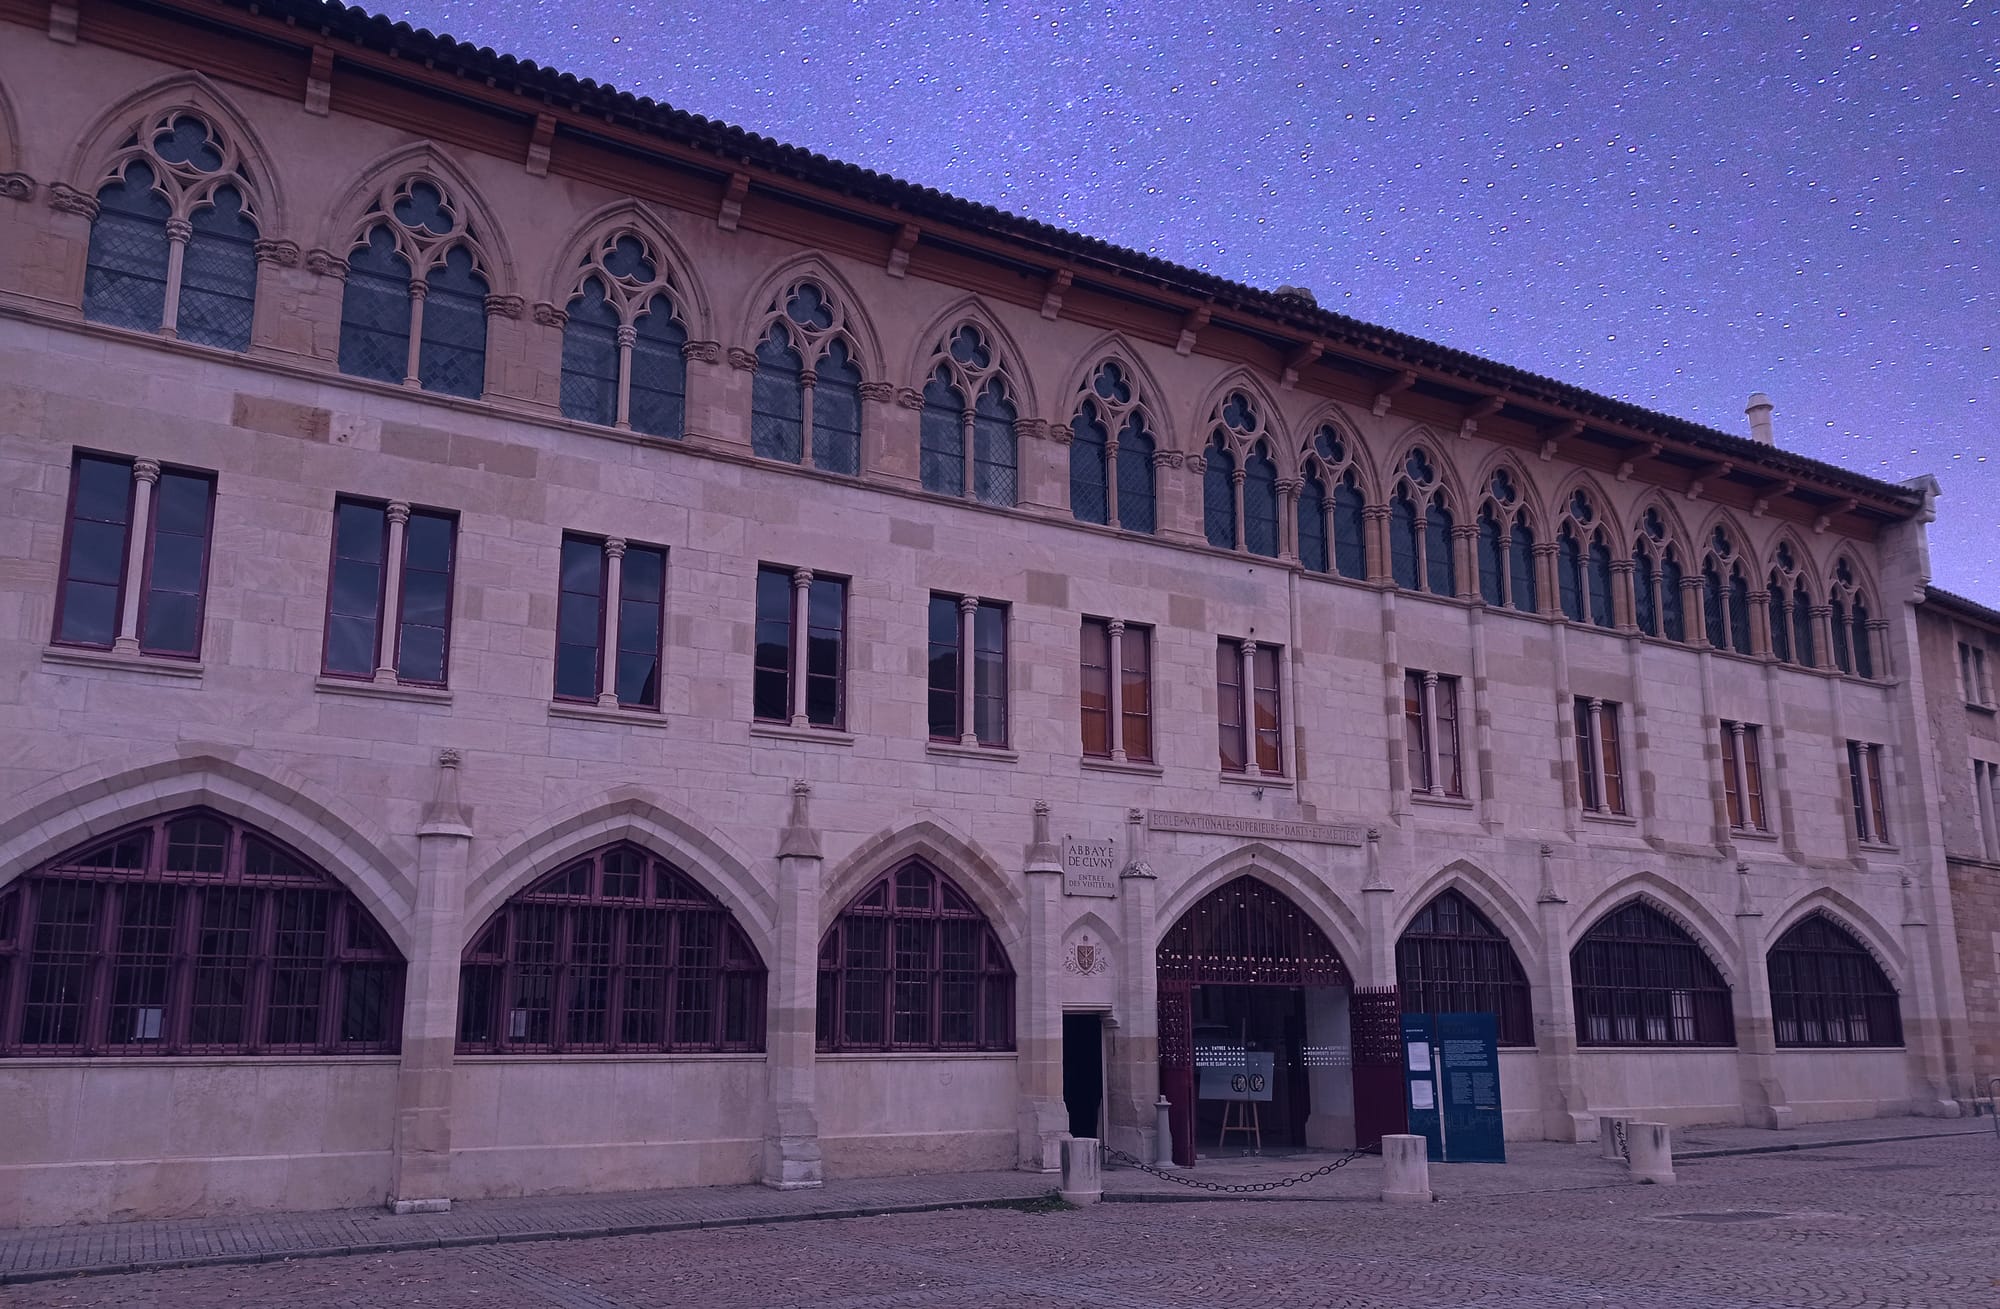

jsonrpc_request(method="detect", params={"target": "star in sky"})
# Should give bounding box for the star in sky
[397,0,1998,594]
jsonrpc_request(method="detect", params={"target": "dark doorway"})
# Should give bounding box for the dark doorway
[1062,1012,1104,1138]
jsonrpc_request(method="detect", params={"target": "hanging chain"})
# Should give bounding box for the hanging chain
[1101,1145,1369,1193]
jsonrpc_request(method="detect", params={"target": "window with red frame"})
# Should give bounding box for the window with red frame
[323,497,458,685]
[1217,637,1281,774]
[0,811,402,1056]
[54,452,214,657]
[554,534,667,709]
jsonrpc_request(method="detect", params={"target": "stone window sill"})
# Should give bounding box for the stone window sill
[750,720,856,746]
[1410,791,1474,809]
[314,675,452,704]
[1857,839,1899,855]
[816,1049,1020,1061]
[1219,771,1292,790]
[1581,810,1639,827]
[455,1052,766,1065]
[1966,701,1995,716]
[1081,756,1165,777]
[927,740,1020,763]
[42,645,203,679]
[1730,826,1780,843]
[551,700,667,727]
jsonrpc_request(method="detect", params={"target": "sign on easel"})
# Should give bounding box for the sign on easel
[1060,835,1118,898]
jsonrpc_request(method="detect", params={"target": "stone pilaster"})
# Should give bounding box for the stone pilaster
[1897,871,1962,1116]
[1017,800,1066,1171]
[764,781,825,1187]
[1730,863,1792,1129]
[389,748,472,1213]
[1107,808,1160,1161]
[1532,843,1590,1140]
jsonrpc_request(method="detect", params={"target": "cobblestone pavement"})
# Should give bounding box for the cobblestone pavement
[6,1133,1995,1308]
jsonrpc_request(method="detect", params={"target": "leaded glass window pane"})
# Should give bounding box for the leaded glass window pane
[973,383,1017,507]
[1334,477,1368,580]
[1244,447,1279,558]
[1587,540,1615,628]
[812,339,862,474]
[1558,531,1584,621]
[560,280,620,427]
[1661,557,1686,641]
[1299,475,1328,573]
[751,325,803,462]
[338,226,411,384]
[419,245,488,398]
[178,186,257,352]
[1116,422,1156,534]
[1426,499,1456,596]
[1390,492,1419,589]
[1478,510,1505,605]
[1204,443,1236,549]
[629,293,688,440]
[84,162,171,332]
[1069,408,1109,525]
[920,371,963,496]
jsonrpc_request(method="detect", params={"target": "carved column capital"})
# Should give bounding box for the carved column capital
[304,248,349,280]
[531,301,569,329]
[894,386,926,410]
[0,173,33,203]
[615,324,638,349]
[682,339,721,364]
[1012,417,1049,442]
[856,380,895,403]
[132,458,162,486]
[483,293,525,320]
[726,346,759,371]
[386,501,412,526]
[45,183,97,220]
[252,238,300,267]
[163,217,193,244]
[1152,449,1183,468]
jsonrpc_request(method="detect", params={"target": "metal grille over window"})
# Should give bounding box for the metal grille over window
[0,811,403,1056]
[1571,902,1734,1048]
[1396,890,1534,1046]
[816,861,1013,1052]
[457,843,765,1054]
[1767,914,1902,1048]
[559,231,688,438]
[83,109,263,351]
[338,175,495,397]
[918,325,1016,506]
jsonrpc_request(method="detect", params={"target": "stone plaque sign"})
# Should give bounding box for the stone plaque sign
[1060,835,1119,898]
[1145,810,1365,847]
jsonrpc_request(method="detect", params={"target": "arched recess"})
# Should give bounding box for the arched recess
[1764,889,1907,989]
[903,294,1038,417]
[1547,469,1628,549]
[1391,859,1543,969]
[734,250,884,379]
[1156,842,1366,972]
[1469,449,1548,532]
[1384,421,1464,499]
[1297,399,1383,495]
[1565,873,1739,987]
[820,817,1022,961]
[465,792,773,959]
[0,750,413,956]
[62,72,286,231]
[318,141,515,289]
[1190,370,1294,474]
[544,198,712,338]
[1054,331,1179,452]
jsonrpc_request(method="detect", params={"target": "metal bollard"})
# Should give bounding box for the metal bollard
[1154,1095,1178,1168]
[1380,1134,1432,1204]
[1060,1136,1102,1205]
[1625,1121,1675,1185]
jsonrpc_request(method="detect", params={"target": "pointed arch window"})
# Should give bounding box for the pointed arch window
[1297,428,1368,580]
[1203,434,1238,550]
[1572,902,1734,1047]
[1555,491,1614,627]
[1768,914,1901,1048]
[0,810,403,1056]
[337,176,492,398]
[1766,542,1817,667]
[1702,528,1754,656]
[1632,509,1687,641]
[1069,362,1156,533]
[1202,392,1279,558]
[1396,889,1534,1046]
[1390,448,1453,595]
[457,843,765,1054]
[1475,469,1536,613]
[919,325,1016,505]
[83,111,261,352]
[558,232,687,439]
[1245,444,1280,558]
[817,860,1013,1052]
[1829,559,1876,679]
[749,281,862,473]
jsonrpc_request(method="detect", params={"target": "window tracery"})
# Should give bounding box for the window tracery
[337,174,493,398]
[1475,467,1538,613]
[559,231,688,439]
[1298,426,1367,579]
[1068,361,1157,533]
[1388,447,1455,595]
[919,325,1016,506]
[1201,391,1280,557]
[1555,489,1615,627]
[1701,526,1754,656]
[1765,540,1817,667]
[1631,507,1689,641]
[82,109,260,351]
[750,280,862,473]
[1829,557,1876,679]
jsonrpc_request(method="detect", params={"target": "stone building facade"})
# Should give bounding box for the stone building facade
[0,0,1981,1227]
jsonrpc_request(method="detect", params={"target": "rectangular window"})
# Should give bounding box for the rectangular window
[1961,641,1994,708]
[1081,619,1154,763]
[1847,741,1889,843]
[55,453,214,657]
[1404,671,1463,797]
[755,564,846,728]
[1573,697,1627,815]
[322,497,456,685]
[555,536,666,708]
[1975,760,2000,862]
[1720,720,1767,832]
[929,593,1006,746]
[1218,638,1282,775]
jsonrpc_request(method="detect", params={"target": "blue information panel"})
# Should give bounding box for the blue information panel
[1400,1012,1504,1163]
[1437,1012,1506,1163]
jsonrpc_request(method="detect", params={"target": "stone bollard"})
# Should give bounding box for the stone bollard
[1060,1137,1102,1205]
[1599,1116,1628,1161]
[1154,1095,1178,1169]
[1625,1121,1675,1185]
[1380,1134,1432,1204]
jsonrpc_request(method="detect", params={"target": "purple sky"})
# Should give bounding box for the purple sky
[394,1,1997,595]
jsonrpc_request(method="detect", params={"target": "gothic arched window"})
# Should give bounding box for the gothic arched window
[0,810,403,1056]
[817,861,1013,1052]
[1069,362,1156,533]
[1572,902,1734,1047]
[919,325,1017,505]
[749,281,862,473]
[338,175,493,398]
[1632,508,1687,641]
[1556,491,1614,628]
[1203,392,1280,558]
[1298,427,1366,580]
[457,843,765,1054]
[1829,558,1876,679]
[1244,443,1280,558]
[1396,889,1534,1046]
[1768,914,1901,1048]
[1475,468,1535,613]
[1702,527,1754,656]
[558,231,688,439]
[1766,542,1816,667]
[83,110,261,351]
[1390,448,1452,596]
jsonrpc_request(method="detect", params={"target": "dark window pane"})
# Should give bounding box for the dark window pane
[1204,443,1236,549]
[1244,448,1279,557]
[420,246,488,398]
[920,372,965,496]
[973,602,1007,746]
[1069,409,1109,525]
[1115,423,1156,534]
[179,186,258,352]
[928,594,961,740]
[339,226,412,384]
[560,280,620,426]
[752,327,804,462]
[555,537,604,701]
[616,545,665,709]
[812,340,862,475]
[396,511,454,684]
[972,383,1017,507]
[754,566,794,721]
[84,163,171,332]
[629,294,687,439]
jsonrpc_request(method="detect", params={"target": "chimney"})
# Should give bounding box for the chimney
[1746,393,1775,446]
